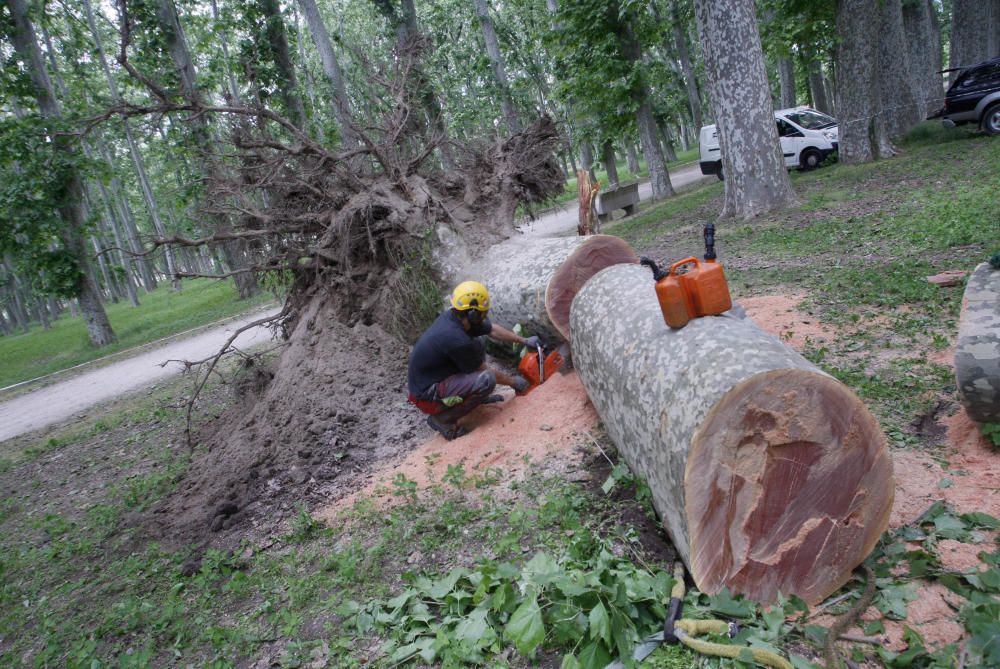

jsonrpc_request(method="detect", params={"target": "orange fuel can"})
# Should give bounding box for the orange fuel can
[678,257,732,317]
[654,259,697,329]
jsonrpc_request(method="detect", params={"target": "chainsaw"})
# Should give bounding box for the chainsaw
[516,341,567,395]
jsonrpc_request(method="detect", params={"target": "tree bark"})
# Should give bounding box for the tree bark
[955,263,1000,423]
[5,0,116,346]
[259,0,307,129]
[473,0,520,135]
[835,0,896,163]
[580,142,596,179]
[570,263,893,605]
[878,0,922,140]
[903,0,944,117]
[670,1,703,133]
[625,143,639,174]
[950,0,1000,82]
[778,57,796,108]
[474,235,637,343]
[694,0,797,218]
[601,140,619,187]
[659,122,678,163]
[805,54,831,114]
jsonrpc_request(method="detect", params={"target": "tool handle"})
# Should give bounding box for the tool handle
[704,223,717,261]
[668,256,700,276]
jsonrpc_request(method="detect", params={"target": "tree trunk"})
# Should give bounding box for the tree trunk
[5,0,116,346]
[805,54,831,114]
[670,2,703,133]
[259,0,307,129]
[601,140,619,187]
[903,0,944,117]
[694,0,797,218]
[777,57,794,108]
[835,0,895,163]
[956,263,1000,423]
[85,0,180,289]
[950,0,999,82]
[625,143,639,174]
[659,122,678,163]
[580,142,596,179]
[878,0,922,140]
[473,0,519,135]
[476,235,638,343]
[570,263,893,605]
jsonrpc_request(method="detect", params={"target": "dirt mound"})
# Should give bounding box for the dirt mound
[141,296,426,546]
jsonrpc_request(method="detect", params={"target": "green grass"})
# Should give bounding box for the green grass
[0,278,275,389]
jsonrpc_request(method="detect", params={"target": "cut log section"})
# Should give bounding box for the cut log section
[570,263,893,605]
[955,262,1000,423]
[467,235,638,342]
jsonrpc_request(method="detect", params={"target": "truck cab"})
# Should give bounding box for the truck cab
[700,107,839,180]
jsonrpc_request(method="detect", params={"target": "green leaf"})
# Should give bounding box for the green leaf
[708,588,753,619]
[961,512,1000,529]
[455,607,496,648]
[933,513,968,540]
[790,654,824,669]
[428,568,468,599]
[588,601,611,646]
[506,594,545,656]
[578,639,613,669]
[560,654,582,669]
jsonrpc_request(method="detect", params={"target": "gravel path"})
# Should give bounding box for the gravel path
[0,308,281,443]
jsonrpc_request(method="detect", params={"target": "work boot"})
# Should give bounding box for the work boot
[511,376,530,395]
[426,415,471,441]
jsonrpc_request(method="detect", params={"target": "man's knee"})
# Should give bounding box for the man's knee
[473,369,496,396]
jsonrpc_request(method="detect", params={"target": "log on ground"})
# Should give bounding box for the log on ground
[465,234,637,342]
[955,262,1000,423]
[570,263,894,605]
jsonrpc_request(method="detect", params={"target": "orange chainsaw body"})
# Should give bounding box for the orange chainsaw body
[517,348,565,393]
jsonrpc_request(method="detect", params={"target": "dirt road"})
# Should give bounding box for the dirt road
[516,162,711,237]
[0,308,281,443]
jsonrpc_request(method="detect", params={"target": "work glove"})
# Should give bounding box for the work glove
[523,335,542,351]
[441,395,464,407]
[511,376,529,394]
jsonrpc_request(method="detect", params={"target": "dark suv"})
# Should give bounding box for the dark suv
[939,56,1000,135]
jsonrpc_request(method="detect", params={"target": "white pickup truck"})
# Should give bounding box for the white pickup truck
[699,106,839,180]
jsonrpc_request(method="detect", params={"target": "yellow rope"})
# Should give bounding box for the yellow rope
[666,564,793,669]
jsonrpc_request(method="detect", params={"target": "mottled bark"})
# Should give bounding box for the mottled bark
[580,142,596,179]
[694,0,797,218]
[956,263,1000,423]
[259,0,307,129]
[835,0,895,163]
[5,0,116,345]
[625,143,639,174]
[950,0,1000,81]
[473,0,519,135]
[475,235,637,343]
[903,0,944,116]
[778,57,796,108]
[659,122,678,162]
[570,263,893,605]
[297,0,356,144]
[878,0,922,140]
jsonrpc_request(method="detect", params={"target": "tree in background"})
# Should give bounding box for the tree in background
[2,0,117,345]
[694,0,797,218]
[950,0,1000,80]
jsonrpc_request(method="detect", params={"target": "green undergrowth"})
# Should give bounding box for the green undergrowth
[0,278,275,389]
[2,367,999,667]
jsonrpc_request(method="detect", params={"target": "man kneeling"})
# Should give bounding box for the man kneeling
[407,281,539,440]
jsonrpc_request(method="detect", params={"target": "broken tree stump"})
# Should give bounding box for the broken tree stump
[955,262,1000,423]
[470,235,638,343]
[570,263,894,605]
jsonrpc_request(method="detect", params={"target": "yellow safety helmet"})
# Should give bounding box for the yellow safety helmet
[451,280,490,312]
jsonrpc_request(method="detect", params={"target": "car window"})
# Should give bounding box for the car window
[783,110,837,130]
[776,119,803,137]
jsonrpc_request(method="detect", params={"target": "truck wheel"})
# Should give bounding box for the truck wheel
[983,104,1000,136]
[716,166,724,181]
[799,148,822,170]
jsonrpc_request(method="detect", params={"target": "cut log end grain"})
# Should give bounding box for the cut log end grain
[686,369,893,605]
[545,235,638,340]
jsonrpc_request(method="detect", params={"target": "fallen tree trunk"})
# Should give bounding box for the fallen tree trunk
[570,263,894,605]
[955,262,1000,423]
[471,234,637,342]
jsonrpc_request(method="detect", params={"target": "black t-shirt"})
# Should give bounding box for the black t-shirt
[407,309,493,397]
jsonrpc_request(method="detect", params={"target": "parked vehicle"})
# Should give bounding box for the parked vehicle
[937,57,1000,135]
[699,107,839,180]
